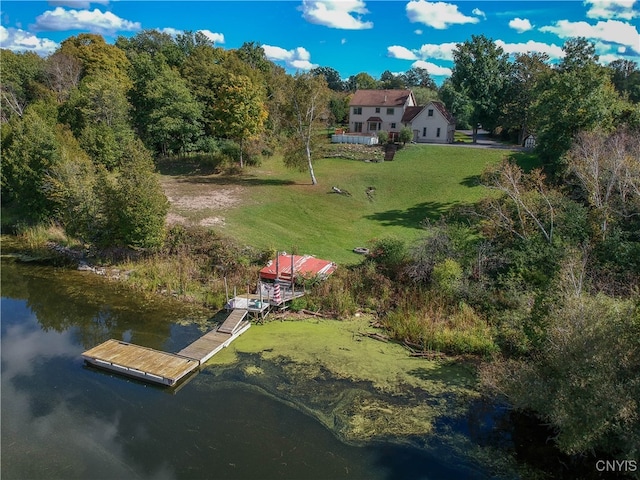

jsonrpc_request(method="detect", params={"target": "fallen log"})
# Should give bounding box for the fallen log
[409,351,446,358]
[360,332,390,342]
[301,309,326,318]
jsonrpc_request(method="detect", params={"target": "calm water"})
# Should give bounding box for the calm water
[1,259,510,480]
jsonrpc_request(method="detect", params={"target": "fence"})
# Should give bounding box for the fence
[331,134,379,146]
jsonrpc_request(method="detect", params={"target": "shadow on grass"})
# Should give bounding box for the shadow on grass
[507,151,542,172]
[176,175,297,187]
[364,201,453,229]
[156,159,220,176]
[459,152,542,190]
[460,175,481,188]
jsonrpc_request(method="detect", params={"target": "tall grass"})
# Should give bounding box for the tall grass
[16,222,81,252]
[383,294,497,356]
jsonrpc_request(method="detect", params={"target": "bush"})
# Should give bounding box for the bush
[432,258,463,297]
[377,130,389,144]
[367,237,407,277]
[399,126,413,144]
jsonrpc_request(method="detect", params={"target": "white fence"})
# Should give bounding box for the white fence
[331,134,379,146]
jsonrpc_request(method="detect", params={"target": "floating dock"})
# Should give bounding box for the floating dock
[82,309,251,387]
[81,339,199,386]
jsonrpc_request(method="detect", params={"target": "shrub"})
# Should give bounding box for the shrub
[399,127,413,145]
[377,130,389,144]
[432,258,463,297]
[367,237,407,277]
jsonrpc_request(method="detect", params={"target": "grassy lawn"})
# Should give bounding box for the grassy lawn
[160,144,528,264]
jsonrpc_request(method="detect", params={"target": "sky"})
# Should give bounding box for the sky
[1,1,639,83]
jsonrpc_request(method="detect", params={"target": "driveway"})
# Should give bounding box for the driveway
[449,129,524,151]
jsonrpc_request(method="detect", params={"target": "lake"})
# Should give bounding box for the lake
[1,259,516,479]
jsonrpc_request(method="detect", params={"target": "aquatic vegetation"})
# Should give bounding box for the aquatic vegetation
[206,317,478,441]
[198,316,526,477]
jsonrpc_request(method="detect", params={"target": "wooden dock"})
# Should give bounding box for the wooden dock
[81,339,199,386]
[82,309,251,387]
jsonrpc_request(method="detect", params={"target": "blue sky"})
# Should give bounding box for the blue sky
[1,1,639,83]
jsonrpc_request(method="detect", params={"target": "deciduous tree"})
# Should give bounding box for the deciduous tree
[450,35,510,142]
[282,73,330,185]
[210,72,267,167]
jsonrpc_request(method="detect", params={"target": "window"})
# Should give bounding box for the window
[386,108,394,115]
[375,107,380,113]
[428,109,434,117]
[354,122,363,133]
[369,122,378,131]
[353,107,362,115]
[436,127,441,137]
[422,127,426,137]
[391,123,396,129]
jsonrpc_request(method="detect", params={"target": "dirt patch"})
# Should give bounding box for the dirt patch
[165,188,241,211]
[166,213,188,225]
[199,216,225,227]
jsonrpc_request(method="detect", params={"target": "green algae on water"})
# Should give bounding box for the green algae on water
[203,317,479,444]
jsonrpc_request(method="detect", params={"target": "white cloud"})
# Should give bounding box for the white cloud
[540,19,640,50]
[414,29,423,35]
[0,25,59,55]
[263,44,318,70]
[472,8,486,18]
[418,42,458,61]
[198,29,224,44]
[495,39,565,60]
[406,1,479,29]
[509,18,533,33]
[387,45,418,60]
[33,7,140,35]
[584,0,638,20]
[159,27,182,37]
[341,38,347,44]
[411,60,452,76]
[387,42,457,64]
[300,0,373,30]
[599,53,623,63]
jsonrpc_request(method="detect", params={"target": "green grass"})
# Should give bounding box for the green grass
[162,144,529,264]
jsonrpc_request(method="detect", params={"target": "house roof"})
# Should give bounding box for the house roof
[401,106,422,123]
[349,89,413,107]
[431,101,455,124]
[259,254,337,281]
[366,116,383,122]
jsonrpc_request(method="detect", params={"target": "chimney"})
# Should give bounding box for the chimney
[384,95,387,103]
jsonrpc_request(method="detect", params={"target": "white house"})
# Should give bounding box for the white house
[346,89,455,144]
[402,101,456,144]
[348,89,416,139]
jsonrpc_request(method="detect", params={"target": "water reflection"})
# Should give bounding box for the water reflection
[2,260,506,480]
